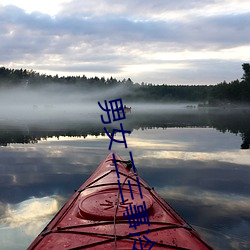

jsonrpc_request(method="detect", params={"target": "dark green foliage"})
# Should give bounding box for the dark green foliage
[209,63,250,104]
[242,63,250,82]
[0,63,250,104]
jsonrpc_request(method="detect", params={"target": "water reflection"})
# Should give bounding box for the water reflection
[0,107,250,149]
[1,196,59,228]
[0,107,250,249]
[0,196,62,250]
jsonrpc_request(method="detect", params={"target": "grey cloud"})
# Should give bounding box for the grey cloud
[1,4,249,50]
[59,0,215,18]
[132,59,244,85]
[0,3,249,84]
[184,13,250,49]
[39,64,121,74]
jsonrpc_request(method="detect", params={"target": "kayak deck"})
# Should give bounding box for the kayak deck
[28,152,213,249]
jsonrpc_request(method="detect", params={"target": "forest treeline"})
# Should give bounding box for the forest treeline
[0,63,249,104]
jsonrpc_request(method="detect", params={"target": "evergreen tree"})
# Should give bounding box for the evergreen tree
[242,63,250,83]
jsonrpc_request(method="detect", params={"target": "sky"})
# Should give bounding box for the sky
[0,0,250,85]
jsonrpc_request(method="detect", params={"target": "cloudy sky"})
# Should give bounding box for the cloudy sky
[0,0,250,85]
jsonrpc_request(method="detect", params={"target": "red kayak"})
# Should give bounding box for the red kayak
[28,152,213,249]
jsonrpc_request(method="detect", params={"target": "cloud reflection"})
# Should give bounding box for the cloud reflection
[0,196,59,229]
[0,196,62,249]
[153,150,250,167]
[0,125,249,249]
[157,186,250,216]
[156,186,250,249]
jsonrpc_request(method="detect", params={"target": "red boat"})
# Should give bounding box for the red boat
[28,152,213,249]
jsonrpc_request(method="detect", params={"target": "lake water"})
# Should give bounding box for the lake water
[0,104,250,249]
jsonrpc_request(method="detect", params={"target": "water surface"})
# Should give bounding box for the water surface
[0,105,250,249]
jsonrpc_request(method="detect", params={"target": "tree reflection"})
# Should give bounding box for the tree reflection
[241,134,250,149]
[0,109,250,149]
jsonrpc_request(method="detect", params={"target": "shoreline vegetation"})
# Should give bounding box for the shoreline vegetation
[0,63,249,106]
[0,109,249,149]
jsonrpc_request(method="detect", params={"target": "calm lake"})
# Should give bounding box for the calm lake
[0,104,250,249]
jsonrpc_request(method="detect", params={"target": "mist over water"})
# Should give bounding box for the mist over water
[0,84,250,249]
[0,84,196,124]
[1,84,250,149]
[0,85,100,122]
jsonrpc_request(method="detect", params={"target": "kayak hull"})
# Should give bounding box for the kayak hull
[28,152,213,249]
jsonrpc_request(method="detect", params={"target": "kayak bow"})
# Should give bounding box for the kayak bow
[28,152,213,249]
